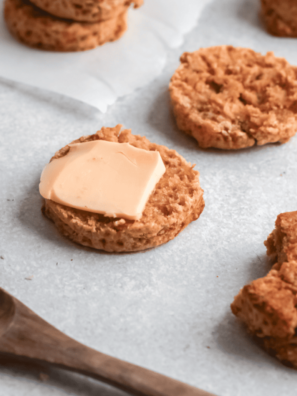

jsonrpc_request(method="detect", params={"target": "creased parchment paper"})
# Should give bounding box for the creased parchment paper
[0,0,211,112]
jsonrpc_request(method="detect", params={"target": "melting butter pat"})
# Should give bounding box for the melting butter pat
[39,140,166,220]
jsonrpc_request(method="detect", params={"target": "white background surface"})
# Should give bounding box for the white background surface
[2,0,297,395]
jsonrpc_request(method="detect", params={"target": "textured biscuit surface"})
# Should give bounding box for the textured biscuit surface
[231,211,297,368]
[169,46,297,150]
[30,0,143,23]
[4,0,127,52]
[265,211,297,268]
[42,125,205,252]
[261,0,297,37]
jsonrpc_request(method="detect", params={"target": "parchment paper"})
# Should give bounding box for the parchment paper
[0,0,210,112]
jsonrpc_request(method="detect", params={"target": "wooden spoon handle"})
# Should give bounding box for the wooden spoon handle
[0,290,215,396]
[59,346,213,396]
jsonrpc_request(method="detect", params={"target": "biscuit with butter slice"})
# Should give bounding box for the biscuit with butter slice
[41,125,205,252]
[231,211,297,368]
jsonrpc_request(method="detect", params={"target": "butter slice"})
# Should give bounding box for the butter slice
[39,140,166,220]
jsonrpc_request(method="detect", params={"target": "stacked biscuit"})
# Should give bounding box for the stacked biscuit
[4,0,143,52]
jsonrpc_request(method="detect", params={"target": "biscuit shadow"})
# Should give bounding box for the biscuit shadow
[0,77,101,121]
[146,85,199,151]
[200,0,264,39]
[235,0,264,31]
[213,253,287,371]
[245,253,272,281]
[0,354,128,396]
[18,177,83,251]
[212,312,287,370]
[200,142,283,157]
[17,177,157,257]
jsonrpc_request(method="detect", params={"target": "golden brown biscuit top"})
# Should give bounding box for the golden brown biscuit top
[172,46,297,116]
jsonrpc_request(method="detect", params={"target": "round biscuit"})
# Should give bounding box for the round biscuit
[29,0,143,23]
[169,45,297,150]
[42,125,205,252]
[4,0,127,52]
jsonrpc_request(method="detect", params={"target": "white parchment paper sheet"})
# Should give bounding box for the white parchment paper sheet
[0,0,210,112]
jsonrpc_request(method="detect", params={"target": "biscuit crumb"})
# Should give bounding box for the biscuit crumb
[25,275,34,280]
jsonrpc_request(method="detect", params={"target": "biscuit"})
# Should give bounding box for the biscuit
[231,211,297,368]
[42,125,205,253]
[264,211,297,268]
[261,0,297,37]
[29,0,143,23]
[169,46,297,150]
[4,0,127,52]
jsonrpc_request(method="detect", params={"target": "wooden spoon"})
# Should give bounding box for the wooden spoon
[0,288,215,396]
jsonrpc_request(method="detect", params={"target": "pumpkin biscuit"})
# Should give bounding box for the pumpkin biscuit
[265,211,297,268]
[41,125,205,253]
[261,0,297,37]
[30,0,143,23]
[4,0,127,52]
[169,46,297,150]
[231,211,297,368]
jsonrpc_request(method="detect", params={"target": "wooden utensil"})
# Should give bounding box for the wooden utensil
[0,288,215,396]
